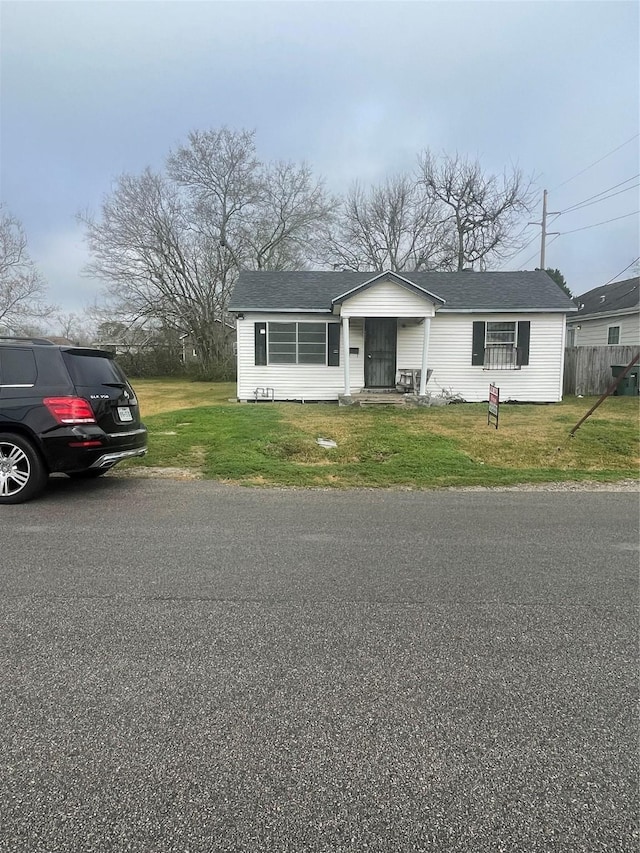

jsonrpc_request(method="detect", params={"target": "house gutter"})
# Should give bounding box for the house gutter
[438,307,577,314]
[230,308,332,314]
[232,307,575,315]
[568,307,639,323]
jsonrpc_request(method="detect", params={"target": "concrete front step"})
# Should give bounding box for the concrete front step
[353,393,407,406]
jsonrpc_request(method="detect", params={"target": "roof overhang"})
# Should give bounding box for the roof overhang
[231,308,332,314]
[567,306,638,324]
[439,307,577,314]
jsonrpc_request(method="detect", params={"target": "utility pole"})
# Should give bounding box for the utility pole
[530,189,560,269]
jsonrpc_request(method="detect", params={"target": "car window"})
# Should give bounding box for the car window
[61,351,128,385]
[0,348,38,386]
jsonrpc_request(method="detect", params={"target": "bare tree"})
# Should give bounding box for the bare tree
[321,176,445,272]
[80,168,223,369]
[50,311,96,345]
[418,151,535,270]
[168,129,336,270]
[81,128,334,374]
[244,160,337,270]
[0,207,56,333]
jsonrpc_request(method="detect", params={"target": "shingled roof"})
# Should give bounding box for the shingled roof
[229,269,576,313]
[574,276,639,318]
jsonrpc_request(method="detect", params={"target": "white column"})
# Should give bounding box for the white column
[419,316,431,396]
[342,316,351,395]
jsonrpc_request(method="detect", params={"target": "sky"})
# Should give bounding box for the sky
[1,0,638,322]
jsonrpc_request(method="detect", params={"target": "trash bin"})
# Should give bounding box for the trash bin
[611,365,640,396]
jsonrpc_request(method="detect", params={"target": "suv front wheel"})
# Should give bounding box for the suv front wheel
[0,433,48,504]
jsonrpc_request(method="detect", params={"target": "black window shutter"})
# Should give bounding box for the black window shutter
[327,323,340,367]
[471,322,485,365]
[255,322,267,365]
[517,321,530,366]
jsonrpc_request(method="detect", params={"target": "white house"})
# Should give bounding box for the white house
[566,276,639,347]
[228,269,577,403]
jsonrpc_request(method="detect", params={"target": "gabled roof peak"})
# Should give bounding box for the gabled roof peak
[332,269,446,306]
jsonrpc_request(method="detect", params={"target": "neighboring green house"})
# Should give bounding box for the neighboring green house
[566,277,639,347]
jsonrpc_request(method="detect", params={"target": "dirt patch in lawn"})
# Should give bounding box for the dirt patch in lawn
[113,466,202,480]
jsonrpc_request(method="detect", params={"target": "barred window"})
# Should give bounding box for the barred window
[472,321,530,369]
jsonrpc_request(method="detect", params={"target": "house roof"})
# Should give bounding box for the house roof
[229,269,576,313]
[44,336,77,346]
[573,276,639,319]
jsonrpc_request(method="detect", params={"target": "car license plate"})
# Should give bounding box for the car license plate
[118,406,133,422]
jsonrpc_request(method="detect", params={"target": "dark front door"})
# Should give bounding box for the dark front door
[364,318,397,388]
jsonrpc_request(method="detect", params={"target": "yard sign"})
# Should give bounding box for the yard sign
[488,384,499,429]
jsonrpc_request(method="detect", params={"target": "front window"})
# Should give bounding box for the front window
[268,322,326,364]
[485,322,517,367]
[607,326,620,345]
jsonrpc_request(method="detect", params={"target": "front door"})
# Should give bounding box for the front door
[364,318,397,388]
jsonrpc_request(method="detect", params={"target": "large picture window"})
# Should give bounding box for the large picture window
[269,322,327,364]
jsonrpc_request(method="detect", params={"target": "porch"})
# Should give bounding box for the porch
[340,315,435,398]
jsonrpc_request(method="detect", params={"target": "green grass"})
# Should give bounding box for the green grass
[122,379,639,489]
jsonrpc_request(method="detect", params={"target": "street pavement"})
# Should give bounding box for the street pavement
[0,477,638,852]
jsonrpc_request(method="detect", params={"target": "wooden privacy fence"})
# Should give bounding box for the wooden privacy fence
[564,346,639,395]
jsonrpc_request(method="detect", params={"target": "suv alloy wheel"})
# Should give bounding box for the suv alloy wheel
[0,337,147,503]
[0,433,48,504]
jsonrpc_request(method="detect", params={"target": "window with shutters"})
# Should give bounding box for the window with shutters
[262,322,340,366]
[485,321,517,367]
[472,320,530,369]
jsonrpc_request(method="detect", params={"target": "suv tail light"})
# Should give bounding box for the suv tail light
[44,397,97,425]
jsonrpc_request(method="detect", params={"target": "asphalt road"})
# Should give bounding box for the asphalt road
[1,477,638,852]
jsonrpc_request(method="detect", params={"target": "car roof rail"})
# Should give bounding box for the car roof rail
[0,335,56,346]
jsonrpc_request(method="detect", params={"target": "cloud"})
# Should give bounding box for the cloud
[1,0,638,311]
[31,226,102,313]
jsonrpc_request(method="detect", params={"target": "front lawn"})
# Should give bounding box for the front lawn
[124,379,639,488]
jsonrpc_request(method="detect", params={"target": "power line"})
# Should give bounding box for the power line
[559,210,639,235]
[507,232,539,260]
[523,177,638,268]
[551,134,640,192]
[514,209,637,268]
[495,229,544,270]
[497,213,561,270]
[602,257,640,286]
[559,175,640,214]
[519,234,561,269]
[562,184,639,214]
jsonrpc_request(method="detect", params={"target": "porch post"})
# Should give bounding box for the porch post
[419,316,431,396]
[342,316,351,395]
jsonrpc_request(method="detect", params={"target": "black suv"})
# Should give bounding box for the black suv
[0,337,147,503]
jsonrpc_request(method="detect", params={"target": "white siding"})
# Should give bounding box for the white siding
[570,313,639,347]
[237,312,567,403]
[396,320,425,369]
[340,280,437,318]
[237,314,362,401]
[427,313,566,402]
